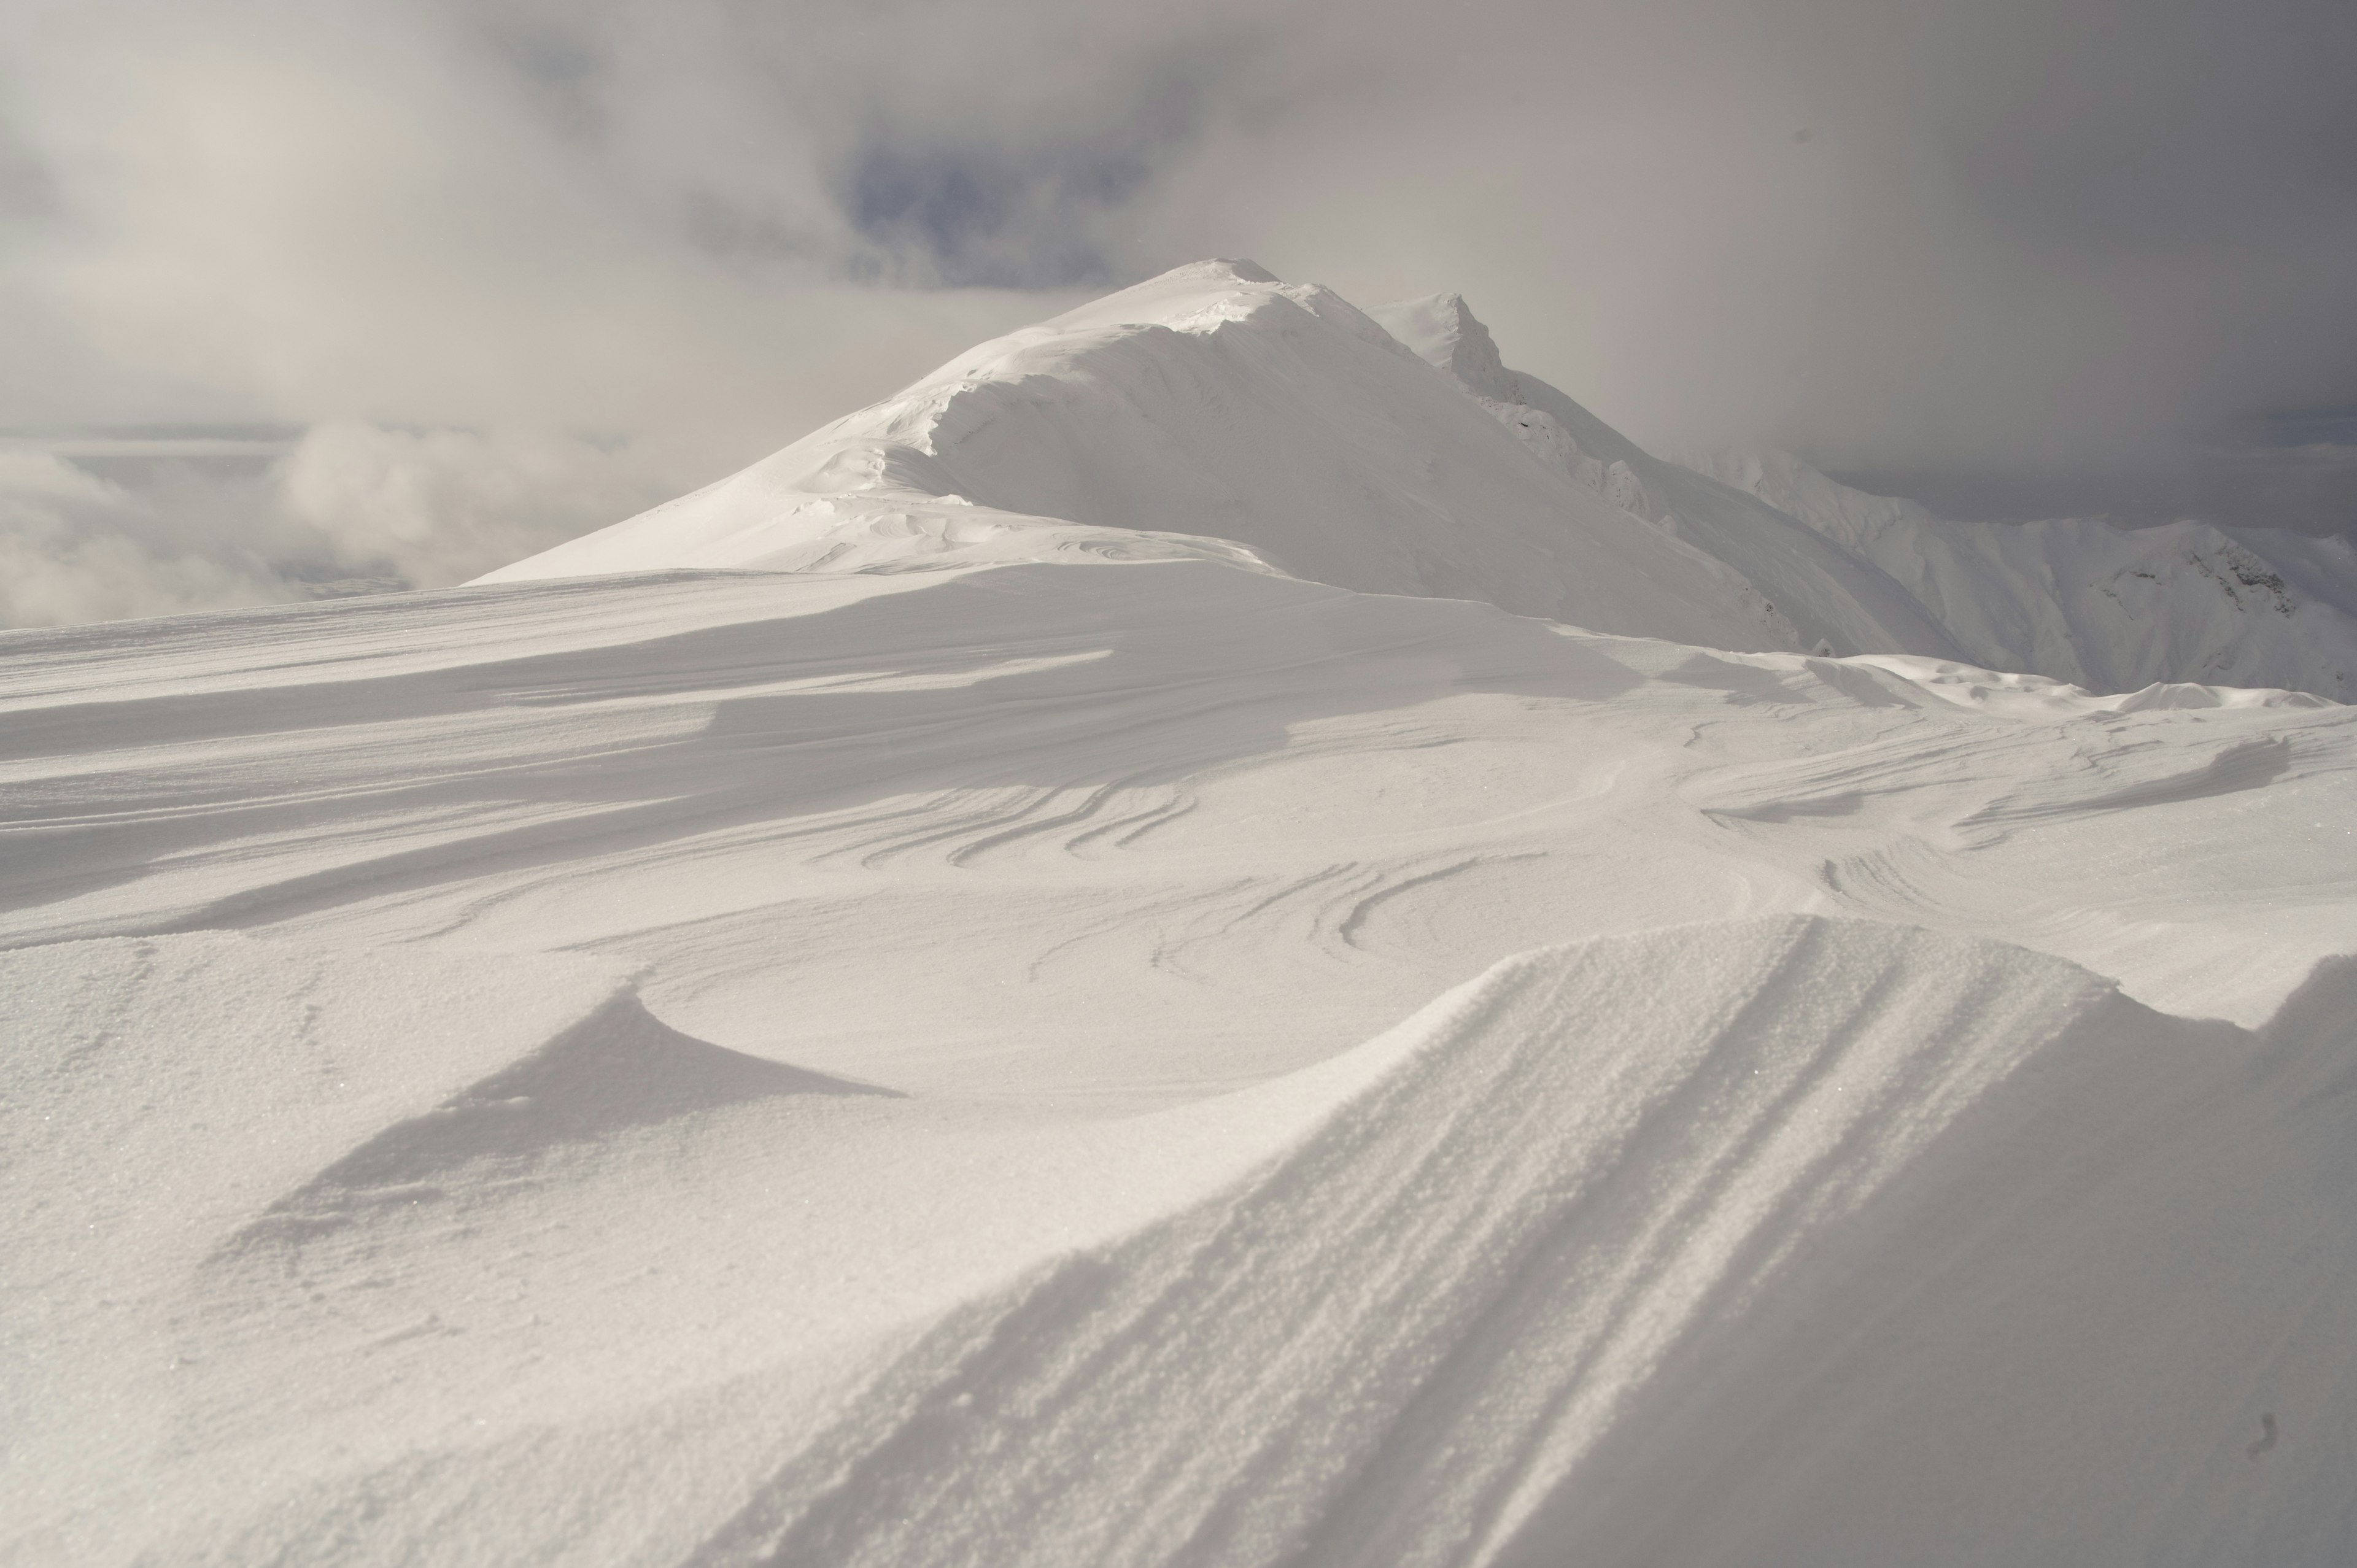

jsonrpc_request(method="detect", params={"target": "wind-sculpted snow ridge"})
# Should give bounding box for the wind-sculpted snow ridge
[480,261,1795,652]
[1729,646,2334,719]
[675,916,2118,1568]
[1695,448,2357,700]
[671,919,2357,1568]
[29,918,2357,1566]
[8,557,2357,1562]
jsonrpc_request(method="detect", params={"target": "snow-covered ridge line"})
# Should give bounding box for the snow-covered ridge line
[1369,292,1966,665]
[1376,292,2357,701]
[484,259,2353,699]
[481,261,1795,653]
[1745,646,2330,717]
[1689,448,2357,700]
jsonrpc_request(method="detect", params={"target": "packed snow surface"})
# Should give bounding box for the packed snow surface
[10,263,2357,1564]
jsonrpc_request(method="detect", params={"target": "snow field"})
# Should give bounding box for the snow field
[8,257,2357,1563]
[2,558,2354,1561]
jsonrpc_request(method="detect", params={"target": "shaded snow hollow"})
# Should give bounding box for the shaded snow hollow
[8,263,2357,1566]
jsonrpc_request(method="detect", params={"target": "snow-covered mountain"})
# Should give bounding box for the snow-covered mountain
[1693,448,2357,700]
[498,261,2357,701]
[1374,288,2357,700]
[1368,292,1968,663]
[484,260,1795,652]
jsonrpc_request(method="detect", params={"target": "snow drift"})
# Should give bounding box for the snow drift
[21,916,2356,1566]
[671,918,2357,1568]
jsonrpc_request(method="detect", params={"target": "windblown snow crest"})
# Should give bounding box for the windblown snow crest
[165,917,2357,1567]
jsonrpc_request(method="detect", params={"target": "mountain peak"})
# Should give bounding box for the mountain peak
[1202,257,1279,284]
[1371,292,1518,402]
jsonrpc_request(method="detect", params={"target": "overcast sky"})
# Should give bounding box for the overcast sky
[2,0,2353,624]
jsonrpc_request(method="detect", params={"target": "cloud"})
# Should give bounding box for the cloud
[0,451,299,628]
[5,0,1089,457]
[278,422,672,588]
[2,0,2353,628]
[1125,0,2357,482]
[0,421,683,628]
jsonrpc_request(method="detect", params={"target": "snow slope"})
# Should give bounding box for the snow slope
[1369,293,1967,662]
[1697,448,2357,700]
[481,261,1795,651]
[671,921,2357,1568]
[482,261,2354,700]
[1368,290,2357,698]
[7,554,2357,1564]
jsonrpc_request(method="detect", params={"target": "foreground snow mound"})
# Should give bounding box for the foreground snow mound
[1700,448,2357,700]
[481,261,1793,651]
[141,917,2355,1567]
[673,916,2115,1567]
[669,917,2357,1568]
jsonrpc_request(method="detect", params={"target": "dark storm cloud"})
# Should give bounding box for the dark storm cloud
[838,141,1143,287]
[446,0,1268,287]
[1935,0,2357,255]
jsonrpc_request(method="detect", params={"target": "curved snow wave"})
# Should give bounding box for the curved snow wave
[673,917,2352,1568]
[478,261,1790,652]
[23,917,2357,1566]
[183,913,2309,1568]
[0,931,637,1555]
[209,986,884,1276]
[0,930,898,1565]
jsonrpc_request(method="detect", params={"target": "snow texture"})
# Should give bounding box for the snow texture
[9,261,2357,1566]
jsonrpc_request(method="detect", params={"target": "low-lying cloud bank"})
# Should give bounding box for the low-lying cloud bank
[0,423,673,628]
